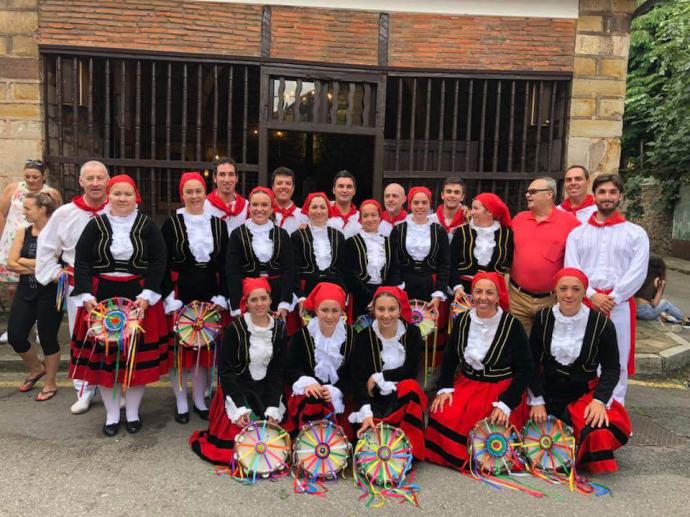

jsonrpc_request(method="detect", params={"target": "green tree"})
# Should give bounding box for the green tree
[622,0,690,203]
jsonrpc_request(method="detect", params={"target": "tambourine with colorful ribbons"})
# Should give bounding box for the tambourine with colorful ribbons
[353,423,419,508]
[353,313,374,334]
[468,418,522,476]
[231,420,291,484]
[448,294,473,331]
[409,299,440,388]
[292,419,351,495]
[174,301,223,349]
[82,297,144,390]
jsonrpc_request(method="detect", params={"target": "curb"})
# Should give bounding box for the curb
[635,331,690,377]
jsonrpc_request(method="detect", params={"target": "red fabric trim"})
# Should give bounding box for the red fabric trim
[560,194,595,214]
[206,190,246,218]
[435,205,465,233]
[587,210,626,227]
[381,209,407,225]
[274,202,297,227]
[71,195,107,214]
[329,202,358,228]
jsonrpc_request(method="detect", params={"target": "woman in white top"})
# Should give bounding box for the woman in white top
[426,272,532,471]
[69,175,168,437]
[190,277,286,465]
[161,172,228,424]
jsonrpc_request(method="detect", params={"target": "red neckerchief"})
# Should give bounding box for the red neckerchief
[72,195,107,215]
[330,203,358,229]
[435,205,464,233]
[381,209,408,225]
[206,190,246,219]
[587,210,626,227]
[274,202,297,227]
[561,194,595,213]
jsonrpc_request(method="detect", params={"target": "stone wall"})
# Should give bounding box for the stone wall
[566,0,636,174]
[0,0,41,189]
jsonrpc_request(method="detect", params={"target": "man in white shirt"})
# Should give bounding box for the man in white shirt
[327,170,361,238]
[204,156,247,235]
[380,182,407,237]
[35,160,110,414]
[430,177,466,241]
[558,165,597,223]
[565,174,649,405]
[271,166,306,235]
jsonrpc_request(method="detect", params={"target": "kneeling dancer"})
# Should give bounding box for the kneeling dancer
[425,272,532,469]
[189,278,286,465]
[528,268,631,474]
[349,286,427,460]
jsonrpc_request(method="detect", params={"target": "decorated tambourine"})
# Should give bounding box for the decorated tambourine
[448,294,473,331]
[86,297,143,346]
[173,301,223,349]
[293,420,351,480]
[353,313,374,333]
[468,418,522,476]
[232,420,291,483]
[408,299,438,338]
[521,416,575,472]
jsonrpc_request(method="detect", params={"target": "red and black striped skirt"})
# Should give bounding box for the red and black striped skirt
[189,385,243,465]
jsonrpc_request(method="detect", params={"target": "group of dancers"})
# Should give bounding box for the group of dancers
[13,156,646,477]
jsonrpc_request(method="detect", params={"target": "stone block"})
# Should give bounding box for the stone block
[580,0,611,13]
[565,136,592,168]
[0,82,6,100]
[0,119,41,139]
[0,37,6,56]
[8,0,39,7]
[572,78,626,98]
[0,103,40,119]
[0,138,42,175]
[573,56,597,77]
[0,57,39,79]
[10,35,37,57]
[611,35,631,58]
[575,34,611,55]
[577,15,604,33]
[589,137,621,172]
[605,13,632,34]
[611,0,637,14]
[598,98,625,118]
[599,57,628,79]
[660,344,690,372]
[10,81,39,101]
[571,98,596,117]
[0,11,37,34]
[634,353,663,376]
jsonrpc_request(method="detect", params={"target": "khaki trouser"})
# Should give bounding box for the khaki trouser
[509,284,555,335]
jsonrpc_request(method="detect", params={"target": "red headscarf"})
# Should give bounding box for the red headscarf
[302,282,347,312]
[248,186,275,204]
[239,277,272,314]
[359,199,383,222]
[107,174,142,204]
[474,193,512,227]
[471,272,510,312]
[372,286,412,323]
[300,192,331,217]
[407,186,432,207]
[178,171,206,200]
[553,267,589,291]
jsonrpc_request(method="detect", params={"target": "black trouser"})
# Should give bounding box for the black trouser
[8,285,63,355]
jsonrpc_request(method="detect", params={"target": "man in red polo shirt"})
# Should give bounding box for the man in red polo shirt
[510,176,580,333]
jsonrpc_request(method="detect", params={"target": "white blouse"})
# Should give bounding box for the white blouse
[108,210,137,261]
[360,230,386,285]
[245,219,274,263]
[371,319,406,395]
[310,224,332,271]
[404,217,431,262]
[550,304,590,366]
[471,221,500,267]
[244,313,275,381]
[464,308,503,371]
[178,208,213,263]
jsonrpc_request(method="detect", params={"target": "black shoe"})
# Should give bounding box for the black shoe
[126,420,143,434]
[103,422,120,437]
[193,406,209,421]
[175,411,190,424]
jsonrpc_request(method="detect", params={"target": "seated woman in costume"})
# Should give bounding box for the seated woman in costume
[225,186,294,319]
[161,172,228,424]
[449,193,513,296]
[70,175,169,437]
[285,282,355,438]
[349,287,427,460]
[529,267,631,474]
[189,278,286,465]
[344,199,400,320]
[425,272,532,470]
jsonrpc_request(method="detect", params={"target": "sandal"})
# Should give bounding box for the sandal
[36,388,58,402]
[19,367,46,392]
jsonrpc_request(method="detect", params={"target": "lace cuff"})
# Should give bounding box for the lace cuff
[277,301,292,313]
[210,295,229,309]
[324,384,345,414]
[72,292,96,308]
[163,292,183,314]
[137,289,162,305]
[371,372,397,396]
[225,396,250,424]
[264,400,286,422]
[492,400,512,417]
[437,388,455,395]
[348,404,373,424]
[292,376,319,395]
[431,290,447,302]
[527,388,545,406]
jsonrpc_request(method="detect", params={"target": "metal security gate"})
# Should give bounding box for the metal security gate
[42,50,261,221]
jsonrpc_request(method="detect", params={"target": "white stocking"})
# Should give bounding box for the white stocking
[191,367,209,411]
[125,385,145,422]
[99,385,121,425]
[170,368,189,414]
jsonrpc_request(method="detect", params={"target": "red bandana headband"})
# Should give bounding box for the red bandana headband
[178,171,206,201]
[302,282,347,312]
[239,277,272,314]
[107,174,142,204]
[372,286,412,323]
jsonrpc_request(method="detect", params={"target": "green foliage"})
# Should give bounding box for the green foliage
[622,0,690,204]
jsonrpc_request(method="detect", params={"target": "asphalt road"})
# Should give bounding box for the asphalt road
[0,377,688,517]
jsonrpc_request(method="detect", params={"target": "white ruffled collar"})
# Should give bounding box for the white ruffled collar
[372,319,406,371]
[468,307,503,326]
[243,313,275,381]
[552,304,590,324]
[244,312,275,334]
[406,214,431,228]
[107,208,138,225]
[308,317,346,384]
[470,220,500,235]
[245,219,274,234]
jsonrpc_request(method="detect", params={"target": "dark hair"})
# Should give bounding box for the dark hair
[648,254,666,281]
[271,166,295,185]
[592,173,624,193]
[24,159,46,174]
[442,177,465,189]
[332,170,356,189]
[565,164,589,180]
[212,156,237,177]
[25,192,58,216]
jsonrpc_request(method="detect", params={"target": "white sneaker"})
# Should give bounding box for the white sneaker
[0,331,8,343]
[70,392,95,414]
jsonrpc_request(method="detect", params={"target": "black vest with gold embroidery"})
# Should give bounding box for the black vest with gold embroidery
[451,223,513,277]
[349,233,393,284]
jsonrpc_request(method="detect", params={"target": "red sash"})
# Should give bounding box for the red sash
[594,287,636,377]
